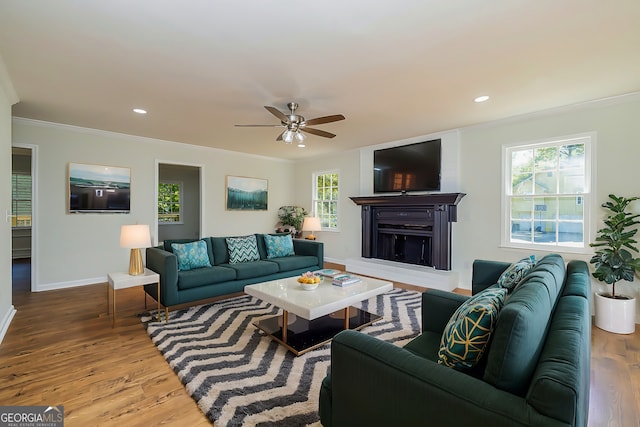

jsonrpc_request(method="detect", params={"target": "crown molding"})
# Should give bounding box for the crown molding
[11,117,293,163]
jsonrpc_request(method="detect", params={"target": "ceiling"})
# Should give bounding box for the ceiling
[0,1,639,160]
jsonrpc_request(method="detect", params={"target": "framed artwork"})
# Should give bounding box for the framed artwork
[226,175,268,211]
[68,162,131,213]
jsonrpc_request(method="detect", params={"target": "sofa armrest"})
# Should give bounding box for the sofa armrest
[292,239,323,268]
[421,290,468,334]
[323,330,567,427]
[145,246,179,307]
[472,259,511,295]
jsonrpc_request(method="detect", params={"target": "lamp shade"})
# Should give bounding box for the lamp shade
[120,224,151,249]
[302,217,321,232]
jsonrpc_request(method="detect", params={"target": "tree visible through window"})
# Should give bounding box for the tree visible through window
[11,173,31,227]
[504,135,592,249]
[313,171,339,230]
[158,182,182,223]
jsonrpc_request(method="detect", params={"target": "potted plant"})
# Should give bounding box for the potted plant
[277,206,308,237]
[590,194,640,334]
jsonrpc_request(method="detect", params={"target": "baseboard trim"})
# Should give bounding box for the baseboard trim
[0,305,17,345]
[34,276,107,292]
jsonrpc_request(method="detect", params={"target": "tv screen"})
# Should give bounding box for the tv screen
[373,139,441,193]
[68,163,131,213]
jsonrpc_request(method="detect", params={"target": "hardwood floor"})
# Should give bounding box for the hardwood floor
[1,261,639,426]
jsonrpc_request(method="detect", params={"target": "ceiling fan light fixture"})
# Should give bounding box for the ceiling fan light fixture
[295,131,305,143]
[282,130,295,144]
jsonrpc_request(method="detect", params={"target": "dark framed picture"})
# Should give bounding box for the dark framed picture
[68,162,131,213]
[226,175,268,211]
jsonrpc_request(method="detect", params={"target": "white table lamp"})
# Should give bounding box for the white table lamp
[302,217,321,240]
[120,224,152,275]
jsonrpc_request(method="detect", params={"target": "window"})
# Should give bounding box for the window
[503,134,593,251]
[313,171,339,230]
[158,181,183,224]
[11,173,32,227]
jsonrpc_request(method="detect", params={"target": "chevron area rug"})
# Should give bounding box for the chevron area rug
[144,288,422,427]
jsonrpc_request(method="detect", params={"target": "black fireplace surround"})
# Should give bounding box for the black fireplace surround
[350,193,465,271]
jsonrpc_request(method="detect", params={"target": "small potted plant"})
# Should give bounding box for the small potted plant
[277,206,308,237]
[590,194,640,334]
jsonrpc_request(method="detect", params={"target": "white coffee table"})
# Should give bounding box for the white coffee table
[245,274,393,355]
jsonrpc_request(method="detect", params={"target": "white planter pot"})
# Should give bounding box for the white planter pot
[594,292,636,334]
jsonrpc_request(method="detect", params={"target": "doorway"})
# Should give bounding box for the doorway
[156,162,203,244]
[11,144,36,293]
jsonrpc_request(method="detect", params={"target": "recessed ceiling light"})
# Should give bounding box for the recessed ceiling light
[474,95,490,103]
[133,108,147,114]
[297,143,306,148]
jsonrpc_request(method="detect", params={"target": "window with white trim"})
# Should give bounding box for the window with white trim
[503,134,593,251]
[158,181,183,224]
[313,171,339,230]
[11,173,32,228]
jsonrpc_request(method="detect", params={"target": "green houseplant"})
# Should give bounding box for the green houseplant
[277,206,308,233]
[590,194,640,333]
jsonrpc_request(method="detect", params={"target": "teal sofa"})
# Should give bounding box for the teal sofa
[319,254,591,427]
[145,234,323,309]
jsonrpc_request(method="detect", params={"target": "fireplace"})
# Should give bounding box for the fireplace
[350,193,465,271]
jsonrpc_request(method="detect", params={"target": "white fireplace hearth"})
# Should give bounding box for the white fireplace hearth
[345,257,459,291]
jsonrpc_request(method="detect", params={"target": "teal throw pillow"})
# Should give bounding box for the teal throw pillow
[226,235,260,264]
[497,255,536,291]
[264,234,295,259]
[171,240,212,271]
[438,287,507,370]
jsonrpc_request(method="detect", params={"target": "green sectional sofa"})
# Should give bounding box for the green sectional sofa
[319,254,591,427]
[144,233,323,310]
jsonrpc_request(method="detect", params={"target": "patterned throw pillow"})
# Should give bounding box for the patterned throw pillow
[171,240,212,271]
[438,287,507,370]
[264,234,295,259]
[226,235,260,264]
[497,255,536,291]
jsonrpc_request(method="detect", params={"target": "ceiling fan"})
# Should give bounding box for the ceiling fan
[235,102,345,145]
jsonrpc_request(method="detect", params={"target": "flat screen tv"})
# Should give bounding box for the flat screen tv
[373,139,441,193]
[68,162,131,213]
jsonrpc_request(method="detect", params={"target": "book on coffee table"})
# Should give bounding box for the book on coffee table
[332,274,362,287]
[317,268,342,278]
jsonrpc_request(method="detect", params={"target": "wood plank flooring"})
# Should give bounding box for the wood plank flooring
[1,260,639,426]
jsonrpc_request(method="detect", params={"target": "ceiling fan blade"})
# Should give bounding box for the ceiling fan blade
[276,130,285,141]
[234,124,283,127]
[303,114,345,126]
[301,127,336,139]
[264,106,290,123]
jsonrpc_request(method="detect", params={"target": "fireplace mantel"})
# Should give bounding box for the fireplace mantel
[350,193,465,271]
[350,193,465,207]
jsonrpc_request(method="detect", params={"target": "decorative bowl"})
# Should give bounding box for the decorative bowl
[299,282,319,291]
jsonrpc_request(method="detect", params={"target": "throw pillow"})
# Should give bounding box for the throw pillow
[171,240,212,271]
[226,235,260,264]
[438,287,507,370]
[497,255,536,291]
[264,234,295,259]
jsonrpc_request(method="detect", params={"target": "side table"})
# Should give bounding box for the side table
[107,268,162,327]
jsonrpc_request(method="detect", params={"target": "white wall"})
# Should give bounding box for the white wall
[293,94,640,301]
[0,57,18,344]
[12,119,295,291]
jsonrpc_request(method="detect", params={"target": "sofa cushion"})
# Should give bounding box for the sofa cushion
[483,254,566,396]
[266,255,319,272]
[264,233,295,258]
[211,237,229,265]
[226,235,260,264]
[403,331,441,362]
[437,287,507,370]
[497,255,536,291]
[171,240,212,271]
[223,260,279,280]
[164,238,214,263]
[177,266,237,290]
